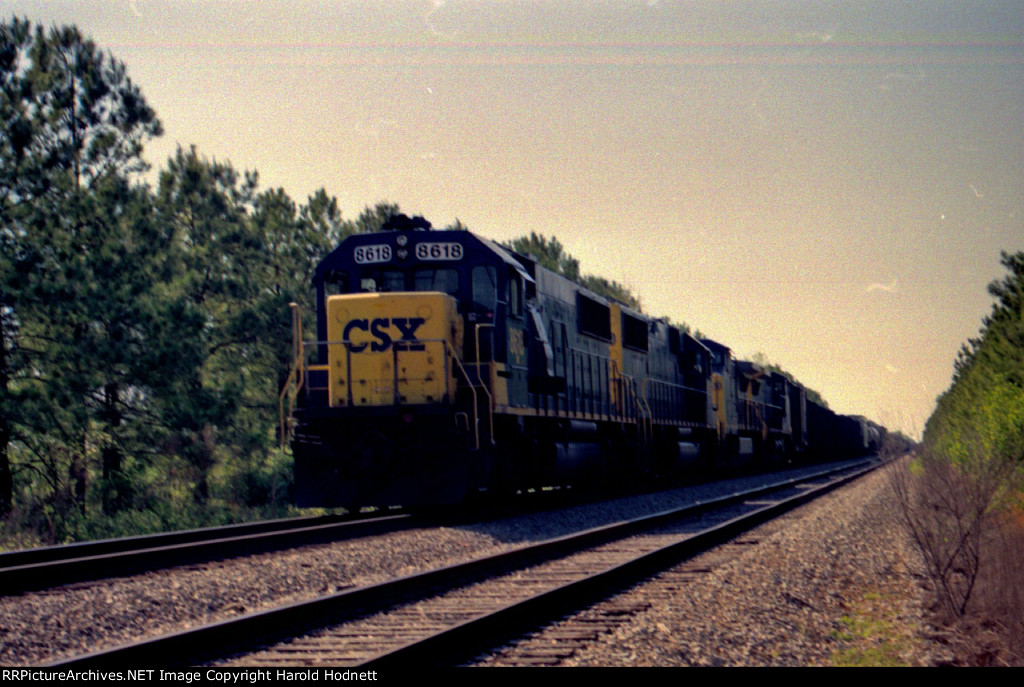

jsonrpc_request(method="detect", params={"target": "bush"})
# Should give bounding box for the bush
[216,448,294,509]
[890,444,1019,622]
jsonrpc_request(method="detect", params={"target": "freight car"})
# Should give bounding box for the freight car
[281,217,881,509]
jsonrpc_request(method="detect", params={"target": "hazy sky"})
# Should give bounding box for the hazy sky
[7,1,1024,438]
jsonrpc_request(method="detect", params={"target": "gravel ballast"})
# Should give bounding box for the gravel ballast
[0,460,947,667]
[483,461,952,667]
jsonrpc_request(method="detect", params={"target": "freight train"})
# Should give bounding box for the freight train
[281,217,885,509]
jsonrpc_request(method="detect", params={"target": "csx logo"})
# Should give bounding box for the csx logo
[342,317,426,352]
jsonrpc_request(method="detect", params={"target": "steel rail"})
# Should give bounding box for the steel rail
[45,458,877,668]
[0,512,413,595]
[362,462,876,668]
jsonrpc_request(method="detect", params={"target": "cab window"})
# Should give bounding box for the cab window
[472,265,498,312]
[324,271,348,296]
[414,268,459,296]
[360,270,404,292]
[508,272,523,318]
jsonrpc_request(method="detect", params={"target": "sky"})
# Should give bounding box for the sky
[5,0,1023,438]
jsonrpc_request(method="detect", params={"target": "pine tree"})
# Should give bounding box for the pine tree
[153,148,344,503]
[1,18,161,520]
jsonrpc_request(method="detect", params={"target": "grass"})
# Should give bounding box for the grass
[829,591,919,667]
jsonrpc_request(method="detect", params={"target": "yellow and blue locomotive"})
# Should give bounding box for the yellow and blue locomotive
[282,217,878,509]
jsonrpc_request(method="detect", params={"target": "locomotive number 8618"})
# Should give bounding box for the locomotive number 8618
[281,216,884,509]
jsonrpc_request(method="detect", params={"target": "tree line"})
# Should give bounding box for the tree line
[0,19,666,544]
[925,250,1024,465]
[1,19,840,545]
[889,251,1023,657]
[0,19,435,542]
[505,232,644,312]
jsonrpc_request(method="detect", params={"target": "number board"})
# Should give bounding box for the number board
[415,242,463,261]
[353,244,392,264]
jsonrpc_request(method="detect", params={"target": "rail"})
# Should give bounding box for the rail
[0,513,414,595]
[46,459,878,667]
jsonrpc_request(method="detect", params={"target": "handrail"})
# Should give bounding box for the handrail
[628,371,651,444]
[640,377,710,423]
[473,324,495,444]
[285,335,487,451]
[284,325,677,450]
[445,340,481,450]
[743,391,768,439]
[278,303,305,449]
[609,358,648,440]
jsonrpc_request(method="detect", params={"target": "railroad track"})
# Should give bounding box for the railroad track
[46,458,879,668]
[0,511,416,595]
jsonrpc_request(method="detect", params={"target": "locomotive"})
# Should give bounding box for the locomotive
[281,217,884,509]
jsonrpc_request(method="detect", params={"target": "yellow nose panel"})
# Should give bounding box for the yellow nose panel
[326,292,462,407]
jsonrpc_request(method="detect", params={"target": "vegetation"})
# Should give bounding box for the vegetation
[0,20,644,548]
[0,19,411,546]
[0,18,828,549]
[830,596,916,667]
[750,352,829,409]
[893,250,1024,665]
[505,232,644,311]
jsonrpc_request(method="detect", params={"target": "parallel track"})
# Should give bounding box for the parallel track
[0,512,415,594]
[47,458,879,668]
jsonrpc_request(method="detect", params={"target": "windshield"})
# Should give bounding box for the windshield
[358,268,459,296]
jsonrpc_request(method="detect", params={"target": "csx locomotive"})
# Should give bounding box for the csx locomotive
[282,217,884,509]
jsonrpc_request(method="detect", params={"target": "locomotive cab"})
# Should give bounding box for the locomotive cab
[290,222,534,508]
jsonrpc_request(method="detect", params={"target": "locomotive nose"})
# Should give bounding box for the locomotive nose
[326,291,463,408]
